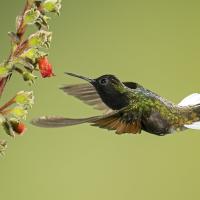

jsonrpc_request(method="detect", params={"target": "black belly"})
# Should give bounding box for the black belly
[141,112,173,136]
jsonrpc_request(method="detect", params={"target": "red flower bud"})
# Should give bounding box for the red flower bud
[15,123,26,135]
[10,120,26,135]
[38,57,55,78]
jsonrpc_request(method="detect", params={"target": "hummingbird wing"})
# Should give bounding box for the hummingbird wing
[32,109,141,134]
[31,115,98,128]
[59,82,138,112]
[60,83,110,111]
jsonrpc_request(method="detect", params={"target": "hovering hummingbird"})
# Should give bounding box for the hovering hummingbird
[32,73,200,136]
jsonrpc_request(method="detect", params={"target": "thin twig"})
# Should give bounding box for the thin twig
[0,97,15,112]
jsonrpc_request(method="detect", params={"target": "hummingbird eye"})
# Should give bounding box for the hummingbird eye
[99,78,109,85]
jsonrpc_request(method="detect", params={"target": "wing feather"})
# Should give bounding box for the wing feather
[60,81,139,112]
[32,109,141,134]
[60,83,110,111]
[91,111,141,134]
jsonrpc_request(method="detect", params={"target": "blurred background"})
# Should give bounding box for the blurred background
[1,0,200,199]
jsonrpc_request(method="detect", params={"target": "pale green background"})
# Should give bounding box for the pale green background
[1,0,200,200]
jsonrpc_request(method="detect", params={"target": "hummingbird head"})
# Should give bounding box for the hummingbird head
[65,73,130,110]
[94,74,125,92]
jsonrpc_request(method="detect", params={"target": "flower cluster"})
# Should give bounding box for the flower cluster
[0,91,34,137]
[0,0,62,155]
[0,0,62,82]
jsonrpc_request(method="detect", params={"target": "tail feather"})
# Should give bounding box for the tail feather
[178,93,200,107]
[179,93,200,130]
[185,121,200,130]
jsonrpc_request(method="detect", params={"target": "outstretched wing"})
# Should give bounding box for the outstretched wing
[32,109,141,135]
[59,81,138,112]
[60,83,109,111]
[31,115,96,128]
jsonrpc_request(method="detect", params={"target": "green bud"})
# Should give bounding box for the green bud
[2,120,15,137]
[15,91,34,108]
[28,30,52,48]
[41,0,62,15]
[16,58,35,71]
[0,65,10,77]
[0,62,13,77]
[23,71,37,80]
[24,8,40,25]
[10,106,28,120]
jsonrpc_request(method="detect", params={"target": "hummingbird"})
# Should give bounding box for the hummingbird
[32,72,200,136]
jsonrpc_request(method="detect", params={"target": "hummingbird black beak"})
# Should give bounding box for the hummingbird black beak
[65,72,95,83]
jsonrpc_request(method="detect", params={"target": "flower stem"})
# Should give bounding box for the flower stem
[0,109,12,115]
[0,97,15,112]
[0,77,9,98]
[0,1,32,98]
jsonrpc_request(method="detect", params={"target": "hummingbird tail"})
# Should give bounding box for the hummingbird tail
[178,93,200,107]
[178,93,200,130]
[31,116,99,128]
